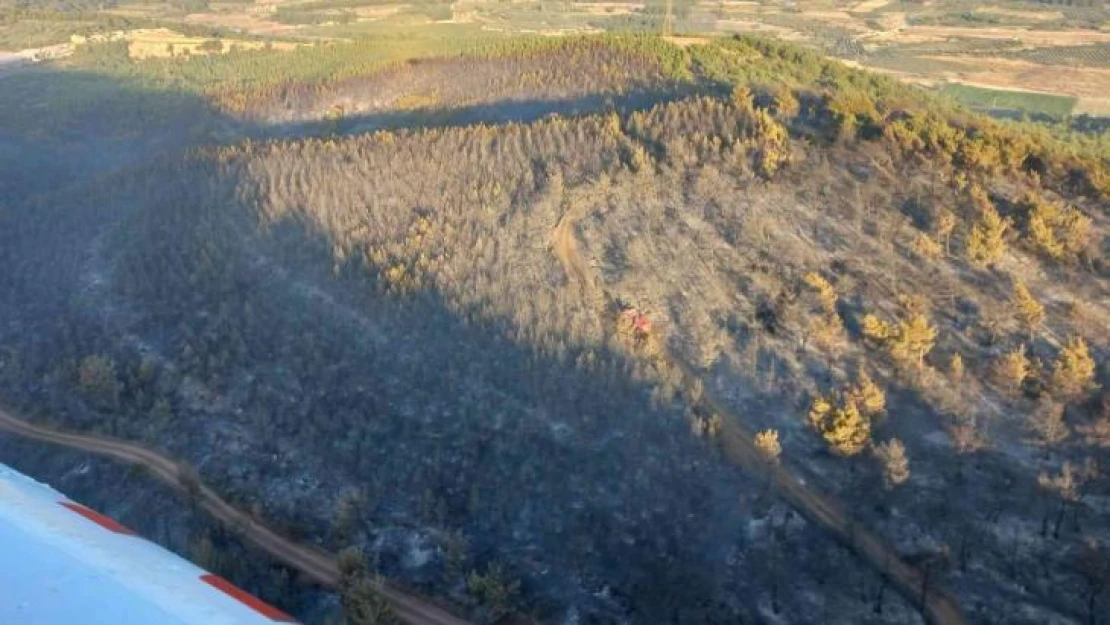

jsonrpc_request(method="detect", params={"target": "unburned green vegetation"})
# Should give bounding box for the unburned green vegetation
[941,83,1079,118]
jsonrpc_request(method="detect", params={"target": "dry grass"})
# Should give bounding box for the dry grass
[715,19,807,41]
[973,6,1065,22]
[851,0,891,13]
[572,2,643,17]
[923,55,1110,100]
[1073,97,1110,116]
[183,11,308,36]
[663,35,711,48]
[898,26,1110,47]
[98,28,301,59]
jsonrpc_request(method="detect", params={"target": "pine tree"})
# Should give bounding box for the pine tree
[948,352,965,383]
[802,272,844,352]
[1012,280,1045,341]
[823,401,870,457]
[1051,336,1097,399]
[862,314,893,342]
[1028,400,1069,458]
[873,438,910,489]
[934,209,957,256]
[755,429,782,464]
[966,195,1009,267]
[994,346,1030,395]
[847,370,886,418]
[808,395,835,431]
[337,547,398,625]
[890,313,938,368]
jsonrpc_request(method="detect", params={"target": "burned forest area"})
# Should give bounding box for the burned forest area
[1,33,1109,625]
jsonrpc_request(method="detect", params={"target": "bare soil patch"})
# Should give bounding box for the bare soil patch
[663,35,710,48]
[923,55,1110,100]
[715,19,807,41]
[852,0,891,14]
[184,11,307,36]
[116,27,300,59]
[973,6,1065,22]
[901,25,1110,47]
[572,2,643,16]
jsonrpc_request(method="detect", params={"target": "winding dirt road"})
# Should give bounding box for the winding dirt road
[551,204,966,625]
[0,406,469,625]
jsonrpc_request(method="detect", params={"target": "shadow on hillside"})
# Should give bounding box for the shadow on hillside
[0,65,771,624]
[261,87,696,139]
[0,66,704,205]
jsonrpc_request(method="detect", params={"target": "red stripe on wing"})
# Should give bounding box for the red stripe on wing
[59,501,136,535]
[200,574,298,622]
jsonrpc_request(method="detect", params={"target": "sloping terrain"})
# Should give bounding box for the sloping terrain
[1,35,1109,624]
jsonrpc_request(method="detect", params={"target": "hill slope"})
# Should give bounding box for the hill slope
[1,35,1108,624]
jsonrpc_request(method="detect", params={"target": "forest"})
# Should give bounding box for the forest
[1,32,1108,625]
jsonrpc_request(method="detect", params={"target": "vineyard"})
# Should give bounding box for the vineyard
[1007,43,1110,68]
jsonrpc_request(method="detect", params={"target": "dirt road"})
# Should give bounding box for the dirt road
[550,205,967,625]
[0,407,470,625]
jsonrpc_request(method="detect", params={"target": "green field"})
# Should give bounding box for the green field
[940,83,1077,118]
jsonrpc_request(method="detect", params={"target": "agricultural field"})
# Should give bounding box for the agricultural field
[4,0,1110,121]
[940,83,1078,118]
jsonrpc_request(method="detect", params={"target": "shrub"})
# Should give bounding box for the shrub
[993,346,1031,396]
[1012,280,1045,340]
[754,429,782,464]
[1019,192,1092,262]
[1027,400,1069,458]
[965,191,1010,267]
[913,233,943,260]
[808,394,870,457]
[78,354,120,410]
[948,352,965,382]
[467,566,519,622]
[846,370,886,418]
[862,314,893,342]
[873,438,910,489]
[822,401,870,457]
[1051,336,1097,399]
[890,314,938,368]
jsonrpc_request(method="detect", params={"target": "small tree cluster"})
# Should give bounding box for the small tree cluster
[1027,400,1070,458]
[466,565,520,623]
[965,189,1010,267]
[913,232,943,260]
[754,108,790,178]
[1038,460,1097,539]
[807,372,884,457]
[337,547,398,625]
[846,370,886,419]
[862,312,938,368]
[809,396,870,457]
[1051,336,1097,400]
[802,272,845,352]
[1020,192,1092,261]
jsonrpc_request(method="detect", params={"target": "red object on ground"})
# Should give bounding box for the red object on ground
[58,501,136,535]
[199,574,299,623]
